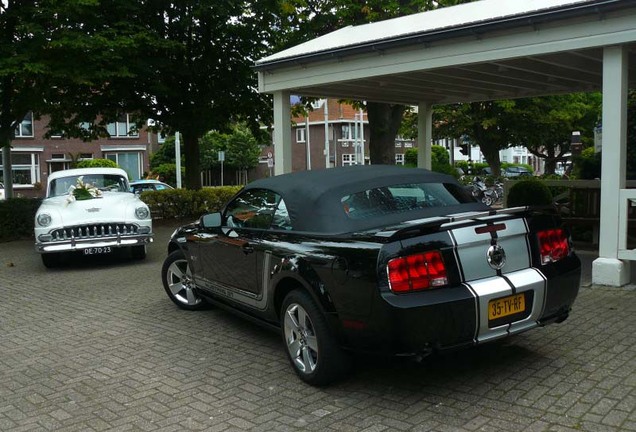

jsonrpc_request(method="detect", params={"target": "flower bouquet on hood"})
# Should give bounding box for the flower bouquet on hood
[66,176,103,204]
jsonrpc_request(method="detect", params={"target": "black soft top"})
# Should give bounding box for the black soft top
[243,165,485,234]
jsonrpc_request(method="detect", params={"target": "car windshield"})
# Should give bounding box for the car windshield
[341,182,475,220]
[49,174,130,197]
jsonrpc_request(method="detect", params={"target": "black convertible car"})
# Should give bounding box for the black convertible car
[162,165,580,386]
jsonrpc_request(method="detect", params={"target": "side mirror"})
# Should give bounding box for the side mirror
[201,212,222,229]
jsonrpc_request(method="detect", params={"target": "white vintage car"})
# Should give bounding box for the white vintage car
[34,167,153,268]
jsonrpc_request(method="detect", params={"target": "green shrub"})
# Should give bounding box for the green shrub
[506,179,553,207]
[149,163,184,187]
[0,198,42,241]
[139,186,242,219]
[75,158,118,169]
[573,147,601,179]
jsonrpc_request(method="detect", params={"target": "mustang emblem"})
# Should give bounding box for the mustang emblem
[487,244,506,270]
[86,207,101,213]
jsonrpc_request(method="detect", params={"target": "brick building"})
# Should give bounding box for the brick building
[252,99,414,180]
[1,112,158,198]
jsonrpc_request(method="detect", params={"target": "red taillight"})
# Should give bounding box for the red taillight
[537,228,570,264]
[387,251,448,293]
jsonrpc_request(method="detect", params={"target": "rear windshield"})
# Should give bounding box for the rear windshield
[341,182,474,220]
[49,174,130,197]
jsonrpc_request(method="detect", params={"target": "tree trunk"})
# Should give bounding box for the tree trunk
[1,145,13,199]
[367,102,406,165]
[182,131,202,190]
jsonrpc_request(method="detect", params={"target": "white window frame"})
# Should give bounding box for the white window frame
[107,114,139,138]
[104,151,143,179]
[396,154,405,165]
[15,112,34,138]
[0,150,40,185]
[342,154,357,166]
[296,128,305,143]
[340,124,353,141]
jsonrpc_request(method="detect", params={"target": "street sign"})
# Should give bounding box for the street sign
[218,151,225,162]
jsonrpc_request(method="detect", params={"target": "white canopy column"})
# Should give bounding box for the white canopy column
[592,45,631,286]
[273,91,293,175]
[417,102,433,170]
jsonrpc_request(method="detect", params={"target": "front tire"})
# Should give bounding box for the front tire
[131,245,147,260]
[161,250,206,310]
[41,253,60,268]
[281,290,351,386]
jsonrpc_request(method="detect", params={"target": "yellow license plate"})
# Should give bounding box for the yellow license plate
[488,293,525,320]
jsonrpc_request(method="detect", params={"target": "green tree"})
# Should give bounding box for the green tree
[1,0,149,197]
[150,136,183,170]
[2,1,281,195]
[404,146,455,175]
[433,94,601,176]
[130,1,277,190]
[505,93,601,174]
[199,124,263,184]
[434,100,514,177]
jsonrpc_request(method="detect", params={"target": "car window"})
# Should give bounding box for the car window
[224,189,281,230]
[271,199,292,230]
[49,174,129,197]
[341,182,474,220]
[156,184,170,190]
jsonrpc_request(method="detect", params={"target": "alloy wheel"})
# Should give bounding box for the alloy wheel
[283,302,319,373]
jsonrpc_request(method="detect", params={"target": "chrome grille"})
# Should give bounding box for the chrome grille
[50,223,139,241]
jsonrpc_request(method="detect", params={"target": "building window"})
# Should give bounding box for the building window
[158,131,167,144]
[106,114,139,138]
[0,152,40,185]
[396,154,405,165]
[105,152,142,180]
[296,128,305,143]
[341,124,353,140]
[15,112,34,138]
[342,154,357,166]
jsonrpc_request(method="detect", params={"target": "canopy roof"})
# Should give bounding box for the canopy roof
[256,0,636,105]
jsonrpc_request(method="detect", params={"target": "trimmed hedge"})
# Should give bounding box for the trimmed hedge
[139,186,242,219]
[0,198,42,242]
[506,179,553,207]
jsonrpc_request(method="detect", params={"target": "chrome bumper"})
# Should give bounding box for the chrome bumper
[35,234,153,253]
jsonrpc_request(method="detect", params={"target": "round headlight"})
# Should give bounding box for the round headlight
[135,206,150,220]
[37,213,52,227]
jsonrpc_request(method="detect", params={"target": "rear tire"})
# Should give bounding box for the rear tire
[161,250,206,310]
[41,253,60,268]
[281,290,351,386]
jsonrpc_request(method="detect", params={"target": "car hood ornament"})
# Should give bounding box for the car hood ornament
[487,244,506,270]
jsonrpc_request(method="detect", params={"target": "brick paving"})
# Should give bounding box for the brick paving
[0,221,634,431]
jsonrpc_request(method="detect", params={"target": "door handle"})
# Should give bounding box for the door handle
[243,244,254,254]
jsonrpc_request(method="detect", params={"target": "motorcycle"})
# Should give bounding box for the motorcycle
[468,176,500,206]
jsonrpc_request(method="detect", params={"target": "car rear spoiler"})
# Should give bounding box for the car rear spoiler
[376,205,555,240]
